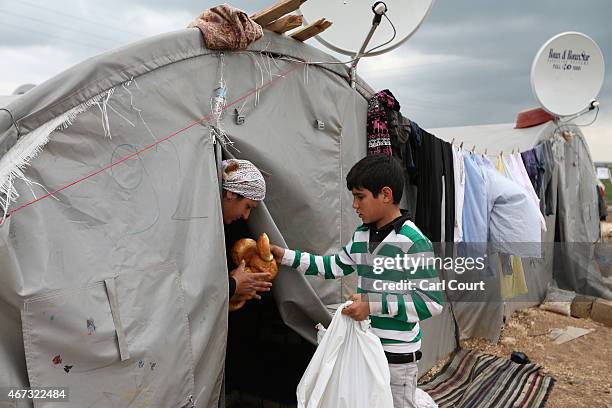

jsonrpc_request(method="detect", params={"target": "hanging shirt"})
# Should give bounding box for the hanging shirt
[503,155,547,231]
[452,146,465,242]
[440,175,446,243]
[461,154,488,260]
[442,142,455,242]
[492,156,528,298]
[413,130,444,242]
[490,156,516,275]
[366,90,400,157]
[483,161,542,258]
[499,255,528,299]
[405,121,422,173]
[521,146,545,196]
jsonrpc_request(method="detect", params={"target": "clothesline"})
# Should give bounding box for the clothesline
[449,139,531,157]
[443,121,580,158]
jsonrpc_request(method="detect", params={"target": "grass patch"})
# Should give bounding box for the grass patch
[602,178,612,205]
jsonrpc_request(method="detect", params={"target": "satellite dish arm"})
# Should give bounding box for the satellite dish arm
[350,2,388,88]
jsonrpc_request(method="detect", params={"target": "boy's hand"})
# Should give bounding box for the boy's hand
[270,245,285,263]
[231,260,272,300]
[342,294,370,321]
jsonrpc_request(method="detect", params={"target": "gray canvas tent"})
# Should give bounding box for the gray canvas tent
[0,95,20,109]
[0,28,458,407]
[0,24,607,408]
[0,84,34,109]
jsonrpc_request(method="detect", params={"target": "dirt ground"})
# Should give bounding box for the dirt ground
[422,308,612,407]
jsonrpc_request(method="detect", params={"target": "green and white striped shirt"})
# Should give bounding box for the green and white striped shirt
[281,219,444,353]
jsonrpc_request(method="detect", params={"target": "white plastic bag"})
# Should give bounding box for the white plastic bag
[315,323,327,345]
[415,388,438,408]
[297,301,394,408]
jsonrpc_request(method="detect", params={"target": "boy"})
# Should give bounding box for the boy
[271,154,444,408]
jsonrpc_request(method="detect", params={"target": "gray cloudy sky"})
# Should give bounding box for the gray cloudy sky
[1,0,611,159]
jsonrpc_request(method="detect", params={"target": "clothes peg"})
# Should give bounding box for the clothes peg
[460,141,464,149]
[484,148,488,155]
[451,137,455,145]
[562,130,573,142]
[471,145,476,153]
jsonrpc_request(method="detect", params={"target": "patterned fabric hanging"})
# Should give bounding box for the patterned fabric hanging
[366,89,401,157]
[188,5,263,51]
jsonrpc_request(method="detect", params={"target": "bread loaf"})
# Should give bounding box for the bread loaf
[229,233,278,311]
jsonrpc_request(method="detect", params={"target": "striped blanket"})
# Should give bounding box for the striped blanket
[420,349,555,408]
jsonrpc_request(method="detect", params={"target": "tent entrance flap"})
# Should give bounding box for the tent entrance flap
[224,218,317,405]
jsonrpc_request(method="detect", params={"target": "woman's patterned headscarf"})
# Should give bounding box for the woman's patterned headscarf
[222,159,266,201]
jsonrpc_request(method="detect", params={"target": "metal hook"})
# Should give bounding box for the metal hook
[0,108,21,138]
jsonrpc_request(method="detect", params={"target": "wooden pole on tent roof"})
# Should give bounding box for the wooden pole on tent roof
[291,18,333,42]
[251,0,307,27]
[265,14,303,34]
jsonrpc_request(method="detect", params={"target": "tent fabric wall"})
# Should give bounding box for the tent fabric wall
[0,95,20,108]
[0,52,230,406]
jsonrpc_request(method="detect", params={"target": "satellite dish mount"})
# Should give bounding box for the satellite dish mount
[349,2,388,88]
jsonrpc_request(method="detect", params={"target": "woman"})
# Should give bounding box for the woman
[220,159,272,303]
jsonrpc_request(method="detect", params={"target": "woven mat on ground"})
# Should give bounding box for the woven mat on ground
[419,349,555,408]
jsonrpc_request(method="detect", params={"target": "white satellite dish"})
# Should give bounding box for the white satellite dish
[300,0,435,57]
[531,32,605,117]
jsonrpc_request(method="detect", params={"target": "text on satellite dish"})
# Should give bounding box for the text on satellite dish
[548,48,592,72]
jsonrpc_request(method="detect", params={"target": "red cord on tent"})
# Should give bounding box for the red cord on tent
[3,63,303,222]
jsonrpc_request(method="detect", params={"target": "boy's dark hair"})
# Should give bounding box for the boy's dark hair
[346,155,404,204]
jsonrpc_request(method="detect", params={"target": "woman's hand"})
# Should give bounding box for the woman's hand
[231,260,272,300]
